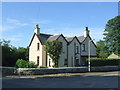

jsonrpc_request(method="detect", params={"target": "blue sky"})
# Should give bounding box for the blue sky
[1,2,118,48]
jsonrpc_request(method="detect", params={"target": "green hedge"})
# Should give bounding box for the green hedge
[15,59,37,68]
[84,58,119,66]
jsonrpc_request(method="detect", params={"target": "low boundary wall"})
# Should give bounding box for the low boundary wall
[1,66,120,76]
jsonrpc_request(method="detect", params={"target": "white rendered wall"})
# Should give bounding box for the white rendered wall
[29,35,43,66]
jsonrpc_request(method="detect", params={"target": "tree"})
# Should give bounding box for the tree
[1,39,29,66]
[1,39,18,66]
[103,16,120,55]
[96,40,108,58]
[45,40,62,67]
[17,47,29,60]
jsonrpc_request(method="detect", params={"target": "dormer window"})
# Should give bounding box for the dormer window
[37,43,40,50]
[82,44,85,51]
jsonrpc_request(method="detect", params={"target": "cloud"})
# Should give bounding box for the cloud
[6,18,29,26]
[1,18,30,32]
[32,20,51,25]
[2,34,23,42]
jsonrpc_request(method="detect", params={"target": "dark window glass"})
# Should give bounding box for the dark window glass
[37,56,39,66]
[82,44,85,51]
[64,59,67,65]
[37,43,39,50]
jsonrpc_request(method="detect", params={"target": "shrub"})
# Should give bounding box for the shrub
[16,59,37,68]
[39,66,48,68]
[28,61,37,68]
[84,58,119,66]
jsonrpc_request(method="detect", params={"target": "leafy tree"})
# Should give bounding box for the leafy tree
[17,47,29,60]
[1,39,18,66]
[96,40,108,58]
[103,16,120,55]
[45,40,62,67]
[1,39,29,67]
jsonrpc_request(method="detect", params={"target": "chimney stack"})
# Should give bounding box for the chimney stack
[84,27,89,37]
[34,24,40,35]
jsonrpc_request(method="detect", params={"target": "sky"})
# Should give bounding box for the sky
[1,2,118,48]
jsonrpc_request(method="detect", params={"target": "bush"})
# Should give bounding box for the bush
[28,61,37,68]
[16,59,37,68]
[84,58,119,66]
[39,66,48,68]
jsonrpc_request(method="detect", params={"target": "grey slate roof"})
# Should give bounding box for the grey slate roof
[66,37,74,43]
[35,33,85,45]
[66,36,85,43]
[77,36,86,42]
[37,33,52,44]
[48,34,61,41]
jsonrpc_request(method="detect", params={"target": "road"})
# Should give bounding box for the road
[2,71,119,88]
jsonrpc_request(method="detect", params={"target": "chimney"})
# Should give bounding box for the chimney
[34,24,40,35]
[84,27,89,37]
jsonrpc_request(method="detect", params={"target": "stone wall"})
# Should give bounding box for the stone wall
[0,67,17,76]
[1,66,120,76]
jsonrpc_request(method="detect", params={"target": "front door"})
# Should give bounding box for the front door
[75,59,79,67]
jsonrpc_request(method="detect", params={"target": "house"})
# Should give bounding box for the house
[108,53,120,59]
[29,24,97,67]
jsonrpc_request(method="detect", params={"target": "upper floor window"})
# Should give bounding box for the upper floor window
[60,42,62,46]
[37,43,40,50]
[82,44,85,51]
[76,46,79,54]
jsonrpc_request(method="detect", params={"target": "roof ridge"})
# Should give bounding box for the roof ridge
[40,33,53,36]
[66,36,75,39]
[50,34,61,37]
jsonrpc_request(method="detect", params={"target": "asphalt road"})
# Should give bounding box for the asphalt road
[2,71,119,88]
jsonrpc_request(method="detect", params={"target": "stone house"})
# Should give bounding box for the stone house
[29,24,97,67]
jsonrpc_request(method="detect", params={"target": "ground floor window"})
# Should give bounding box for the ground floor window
[37,56,39,66]
[64,59,68,65]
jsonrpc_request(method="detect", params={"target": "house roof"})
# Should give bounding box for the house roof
[77,35,86,43]
[66,37,74,43]
[37,33,52,44]
[29,33,52,46]
[48,34,61,41]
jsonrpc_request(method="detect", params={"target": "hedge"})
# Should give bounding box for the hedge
[84,58,119,66]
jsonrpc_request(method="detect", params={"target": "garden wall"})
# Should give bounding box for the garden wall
[1,66,120,76]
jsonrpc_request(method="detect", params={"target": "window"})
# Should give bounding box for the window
[60,42,63,52]
[64,59,68,65]
[37,56,39,66]
[76,46,79,54]
[82,44,85,51]
[60,42,62,46]
[37,43,40,50]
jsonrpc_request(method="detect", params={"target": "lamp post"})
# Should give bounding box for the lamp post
[88,39,94,72]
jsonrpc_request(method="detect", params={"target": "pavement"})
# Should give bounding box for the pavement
[1,71,120,88]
